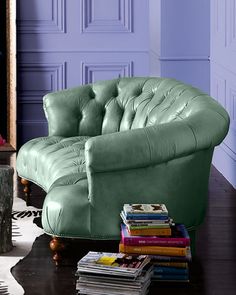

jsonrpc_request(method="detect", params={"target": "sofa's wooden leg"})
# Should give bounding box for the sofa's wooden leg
[50,237,65,266]
[20,178,32,206]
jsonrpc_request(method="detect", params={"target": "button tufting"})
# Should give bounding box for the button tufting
[131,111,136,121]
[101,109,106,116]
[136,89,142,96]
[90,90,96,99]
[152,87,158,94]
[77,111,82,120]
[113,88,119,97]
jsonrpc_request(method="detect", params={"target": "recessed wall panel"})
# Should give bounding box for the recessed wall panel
[17,102,45,121]
[211,0,236,187]
[17,0,65,33]
[211,73,226,108]
[17,121,48,146]
[17,0,149,146]
[81,62,133,84]
[18,63,66,100]
[81,0,133,33]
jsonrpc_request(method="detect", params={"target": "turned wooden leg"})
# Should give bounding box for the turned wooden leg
[21,178,32,206]
[50,237,65,266]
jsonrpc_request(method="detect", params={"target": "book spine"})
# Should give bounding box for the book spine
[122,236,189,247]
[119,244,187,256]
[153,262,188,268]
[129,228,172,236]
[125,214,169,220]
[153,266,188,275]
[150,255,191,262]
[128,224,171,229]
[152,274,189,281]
[126,219,172,224]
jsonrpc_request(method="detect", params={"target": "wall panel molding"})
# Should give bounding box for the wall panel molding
[211,73,227,108]
[159,56,209,61]
[228,83,236,132]
[17,49,148,53]
[16,0,149,146]
[17,120,47,124]
[81,0,133,33]
[222,141,236,161]
[150,51,209,62]
[18,62,66,99]
[228,0,236,49]
[81,61,133,84]
[17,99,44,104]
[213,0,227,47]
[17,0,65,34]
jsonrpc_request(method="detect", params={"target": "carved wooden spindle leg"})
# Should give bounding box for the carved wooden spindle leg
[50,237,65,266]
[21,178,32,206]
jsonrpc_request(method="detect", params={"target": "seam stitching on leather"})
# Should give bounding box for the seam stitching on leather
[184,120,198,151]
[143,128,152,164]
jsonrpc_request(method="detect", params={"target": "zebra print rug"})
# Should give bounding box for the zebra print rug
[0,196,43,295]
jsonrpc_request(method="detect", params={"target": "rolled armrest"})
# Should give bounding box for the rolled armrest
[43,87,80,136]
[85,109,229,173]
[43,85,94,137]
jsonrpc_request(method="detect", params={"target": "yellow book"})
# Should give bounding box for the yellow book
[119,243,187,257]
[129,227,171,236]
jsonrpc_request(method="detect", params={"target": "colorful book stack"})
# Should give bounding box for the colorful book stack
[119,204,191,283]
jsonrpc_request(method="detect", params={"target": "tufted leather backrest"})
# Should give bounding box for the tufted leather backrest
[43,77,226,137]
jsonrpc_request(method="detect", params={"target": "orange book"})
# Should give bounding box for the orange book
[119,243,187,257]
[128,227,171,236]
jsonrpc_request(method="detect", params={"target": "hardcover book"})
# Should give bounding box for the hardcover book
[153,266,189,275]
[122,211,170,221]
[119,243,187,257]
[152,273,189,282]
[123,204,168,215]
[128,227,172,236]
[121,215,173,225]
[121,224,190,247]
[152,262,188,269]
[149,247,192,262]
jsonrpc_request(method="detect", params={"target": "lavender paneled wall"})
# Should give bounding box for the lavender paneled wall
[211,0,236,188]
[17,0,149,146]
[149,0,210,94]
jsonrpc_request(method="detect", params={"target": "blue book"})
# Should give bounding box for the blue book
[124,212,169,220]
[153,266,189,275]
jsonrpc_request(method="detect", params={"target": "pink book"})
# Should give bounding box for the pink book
[121,224,190,247]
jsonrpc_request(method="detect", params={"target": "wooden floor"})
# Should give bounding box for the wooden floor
[1,152,236,295]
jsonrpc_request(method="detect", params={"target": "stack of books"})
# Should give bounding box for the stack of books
[119,204,191,283]
[120,204,173,237]
[75,251,153,295]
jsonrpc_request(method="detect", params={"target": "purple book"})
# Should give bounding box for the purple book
[121,224,190,247]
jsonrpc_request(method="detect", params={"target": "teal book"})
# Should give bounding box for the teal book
[153,266,189,275]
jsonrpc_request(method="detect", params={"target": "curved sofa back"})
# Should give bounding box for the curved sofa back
[43,77,229,141]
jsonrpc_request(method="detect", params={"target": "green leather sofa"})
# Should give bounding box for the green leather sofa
[16,77,229,257]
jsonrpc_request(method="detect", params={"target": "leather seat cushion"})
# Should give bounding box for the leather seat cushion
[16,136,90,192]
